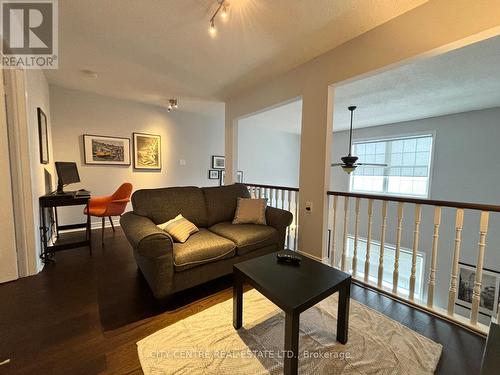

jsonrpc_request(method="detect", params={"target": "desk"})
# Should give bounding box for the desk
[39,192,92,262]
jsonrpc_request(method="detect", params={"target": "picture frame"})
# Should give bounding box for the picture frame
[455,263,499,317]
[133,132,161,170]
[83,134,131,165]
[37,108,49,164]
[220,170,225,186]
[208,169,220,179]
[212,155,225,169]
[237,170,244,183]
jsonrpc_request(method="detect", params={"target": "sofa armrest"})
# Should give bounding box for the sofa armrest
[120,212,173,258]
[266,206,293,250]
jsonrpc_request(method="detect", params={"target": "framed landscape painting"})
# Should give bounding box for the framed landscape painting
[133,132,161,170]
[212,155,225,169]
[83,134,131,165]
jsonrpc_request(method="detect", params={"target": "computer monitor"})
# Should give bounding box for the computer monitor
[55,162,80,193]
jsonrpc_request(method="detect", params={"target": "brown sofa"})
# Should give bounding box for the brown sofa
[120,184,293,300]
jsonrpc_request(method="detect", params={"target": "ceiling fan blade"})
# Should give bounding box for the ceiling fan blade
[356,163,388,167]
[331,163,344,167]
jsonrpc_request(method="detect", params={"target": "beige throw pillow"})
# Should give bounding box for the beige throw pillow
[158,214,199,243]
[232,198,267,225]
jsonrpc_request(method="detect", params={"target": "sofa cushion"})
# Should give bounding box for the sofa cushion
[173,228,236,272]
[132,186,208,227]
[233,198,267,225]
[209,222,279,256]
[202,184,250,227]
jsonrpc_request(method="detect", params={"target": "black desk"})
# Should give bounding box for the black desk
[39,192,92,262]
[233,250,351,375]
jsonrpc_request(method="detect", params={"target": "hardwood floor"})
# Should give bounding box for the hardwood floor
[0,227,485,374]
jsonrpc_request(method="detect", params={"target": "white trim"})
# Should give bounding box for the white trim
[296,249,328,264]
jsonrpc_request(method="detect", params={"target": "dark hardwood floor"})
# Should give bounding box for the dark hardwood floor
[0,227,485,374]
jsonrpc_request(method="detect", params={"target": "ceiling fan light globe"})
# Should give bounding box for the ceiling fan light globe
[342,165,356,174]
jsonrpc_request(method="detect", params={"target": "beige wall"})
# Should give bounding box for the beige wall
[225,0,500,259]
[50,86,224,226]
[0,72,18,283]
[25,70,55,272]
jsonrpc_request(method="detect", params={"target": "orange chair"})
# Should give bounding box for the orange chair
[84,183,133,244]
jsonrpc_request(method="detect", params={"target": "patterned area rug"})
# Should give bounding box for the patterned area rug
[138,289,442,374]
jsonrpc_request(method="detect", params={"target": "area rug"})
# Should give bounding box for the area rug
[137,289,442,374]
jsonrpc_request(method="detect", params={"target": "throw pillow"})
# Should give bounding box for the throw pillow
[158,214,199,243]
[232,198,267,225]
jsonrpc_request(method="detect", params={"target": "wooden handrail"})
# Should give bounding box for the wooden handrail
[244,183,299,192]
[327,191,500,213]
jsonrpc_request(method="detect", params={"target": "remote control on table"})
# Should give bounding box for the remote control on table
[276,252,302,265]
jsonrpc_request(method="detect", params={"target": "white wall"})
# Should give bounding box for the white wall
[25,70,55,272]
[50,86,224,226]
[330,107,500,323]
[237,125,300,187]
[225,0,500,259]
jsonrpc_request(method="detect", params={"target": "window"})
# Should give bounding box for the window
[345,236,425,298]
[350,135,433,197]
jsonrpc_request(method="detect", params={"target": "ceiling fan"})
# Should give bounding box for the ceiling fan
[331,106,388,174]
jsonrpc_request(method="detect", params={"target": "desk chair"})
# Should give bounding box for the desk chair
[84,183,133,244]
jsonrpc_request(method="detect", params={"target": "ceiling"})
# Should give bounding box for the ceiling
[242,35,500,134]
[45,0,427,114]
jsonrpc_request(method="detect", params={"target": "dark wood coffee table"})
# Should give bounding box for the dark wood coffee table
[233,250,351,375]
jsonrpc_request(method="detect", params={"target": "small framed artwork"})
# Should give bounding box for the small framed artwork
[456,264,499,316]
[220,170,225,186]
[212,155,225,169]
[133,133,161,170]
[208,169,220,179]
[237,170,244,183]
[37,108,49,164]
[83,134,131,165]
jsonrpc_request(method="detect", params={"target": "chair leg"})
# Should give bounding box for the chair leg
[109,216,115,232]
[101,217,105,244]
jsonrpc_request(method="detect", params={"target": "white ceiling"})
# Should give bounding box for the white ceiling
[242,35,500,134]
[45,0,427,114]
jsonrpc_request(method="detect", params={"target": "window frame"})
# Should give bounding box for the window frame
[348,131,436,199]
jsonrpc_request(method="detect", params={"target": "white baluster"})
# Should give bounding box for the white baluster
[281,189,285,209]
[352,198,361,277]
[364,199,373,283]
[341,196,349,272]
[427,206,442,307]
[331,195,338,268]
[409,204,422,301]
[377,201,388,288]
[392,202,404,294]
[286,190,292,249]
[294,191,299,251]
[447,209,464,315]
[471,211,490,325]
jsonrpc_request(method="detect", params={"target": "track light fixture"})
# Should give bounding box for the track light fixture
[167,99,178,112]
[209,0,229,37]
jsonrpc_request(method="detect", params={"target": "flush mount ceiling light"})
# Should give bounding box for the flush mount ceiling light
[209,0,229,37]
[167,99,178,112]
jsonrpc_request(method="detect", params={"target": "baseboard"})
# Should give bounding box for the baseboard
[57,217,121,233]
[295,249,328,263]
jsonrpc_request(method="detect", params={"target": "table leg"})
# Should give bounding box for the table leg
[337,281,351,344]
[284,311,299,375]
[86,203,92,255]
[233,275,243,329]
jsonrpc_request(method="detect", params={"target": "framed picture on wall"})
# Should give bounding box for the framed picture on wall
[83,134,131,165]
[133,133,161,170]
[220,170,225,186]
[455,263,499,317]
[212,155,225,169]
[37,108,49,164]
[237,170,244,183]
[208,170,220,179]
